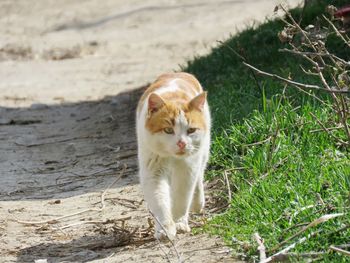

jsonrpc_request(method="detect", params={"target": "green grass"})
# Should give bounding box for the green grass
[183,0,350,261]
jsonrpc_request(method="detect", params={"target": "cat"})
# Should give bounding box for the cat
[136,72,211,240]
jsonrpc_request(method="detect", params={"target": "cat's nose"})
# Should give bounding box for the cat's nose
[176,140,186,150]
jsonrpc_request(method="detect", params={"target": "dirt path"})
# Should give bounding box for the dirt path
[1,88,237,262]
[0,0,300,262]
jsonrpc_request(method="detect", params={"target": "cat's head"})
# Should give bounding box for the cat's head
[145,92,208,158]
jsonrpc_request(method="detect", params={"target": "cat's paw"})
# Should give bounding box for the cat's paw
[175,216,190,233]
[154,221,176,241]
[175,221,191,233]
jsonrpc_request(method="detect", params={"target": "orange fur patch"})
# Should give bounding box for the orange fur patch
[145,102,180,133]
[137,72,202,112]
[184,107,207,130]
[139,72,207,133]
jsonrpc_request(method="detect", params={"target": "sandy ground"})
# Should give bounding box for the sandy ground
[0,0,300,262]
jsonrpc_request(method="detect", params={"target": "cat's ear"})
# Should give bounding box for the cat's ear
[148,93,165,113]
[189,92,207,111]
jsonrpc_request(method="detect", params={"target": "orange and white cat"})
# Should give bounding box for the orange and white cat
[136,72,211,240]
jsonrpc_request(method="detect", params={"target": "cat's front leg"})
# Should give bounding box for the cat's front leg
[191,154,208,213]
[190,175,205,213]
[171,160,200,233]
[140,167,176,240]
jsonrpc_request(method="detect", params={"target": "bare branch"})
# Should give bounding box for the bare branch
[279,4,326,66]
[309,112,348,146]
[310,125,344,133]
[279,48,350,67]
[266,251,326,262]
[59,217,132,230]
[253,233,266,262]
[323,15,350,48]
[299,65,319,76]
[338,244,350,249]
[223,170,232,204]
[330,245,350,257]
[243,136,271,147]
[243,62,350,94]
[292,83,329,106]
[271,213,344,253]
[218,40,263,95]
[262,231,321,263]
[339,95,350,142]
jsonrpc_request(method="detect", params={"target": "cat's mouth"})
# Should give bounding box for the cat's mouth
[175,150,186,156]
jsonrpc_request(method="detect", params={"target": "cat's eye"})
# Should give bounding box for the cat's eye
[187,128,197,134]
[164,127,174,134]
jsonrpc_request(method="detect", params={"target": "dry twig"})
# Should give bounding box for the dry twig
[265,251,326,262]
[309,112,348,145]
[223,170,232,204]
[59,217,132,230]
[253,232,266,262]
[243,136,272,147]
[149,210,183,263]
[243,62,349,94]
[218,40,263,95]
[263,230,322,263]
[271,213,344,253]
[329,245,350,257]
[337,244,350,249]
[279,48,350,67]
[323,15,350,48]
[310,125,344,133]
